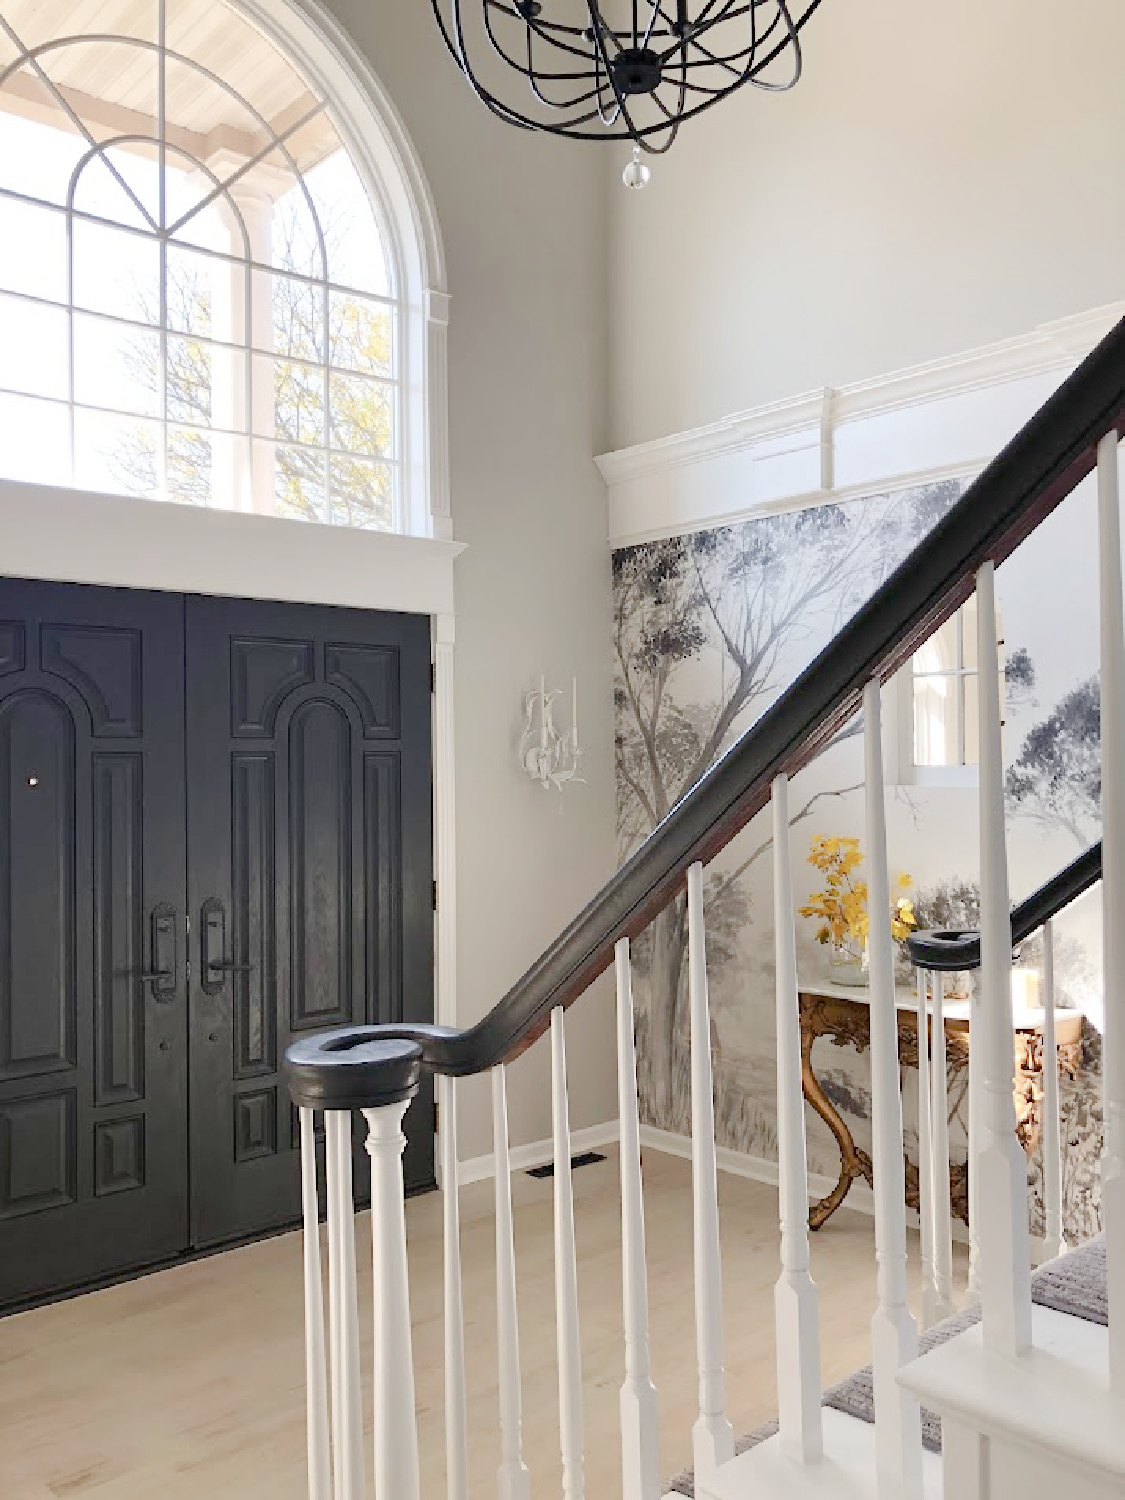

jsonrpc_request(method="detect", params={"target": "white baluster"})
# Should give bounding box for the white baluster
[929,973,955,1320]
[326,1111,365,1500]
[615,939,661,1500]
[363,1101,422,1500]
[1040,922,1065,1263]
[551,1010,585,1500]
[1097,427,1125,1395]
[863,678,923,1500]
[493,1065,532,1500]
[440,1073,469,1500]
[976,560,1034,1355]
[300,1109,332,1500]
[686,861,735,1482]
[771,774,823,1462]
[915,971,938,1329]
[967,972,983,1302]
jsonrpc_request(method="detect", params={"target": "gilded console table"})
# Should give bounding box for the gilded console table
[797,982,1082,1231]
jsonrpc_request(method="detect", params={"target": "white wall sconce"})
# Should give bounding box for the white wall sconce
[520,675,583,792]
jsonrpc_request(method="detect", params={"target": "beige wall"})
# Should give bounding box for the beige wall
[320,0,618,1160]
[608,0,1125,450]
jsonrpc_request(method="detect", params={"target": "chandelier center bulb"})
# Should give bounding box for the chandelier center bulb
[622,146,651,191]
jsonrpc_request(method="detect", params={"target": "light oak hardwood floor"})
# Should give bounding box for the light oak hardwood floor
[0,1147,967,1500]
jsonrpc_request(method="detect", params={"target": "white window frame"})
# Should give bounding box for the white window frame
[895,601,1004,788]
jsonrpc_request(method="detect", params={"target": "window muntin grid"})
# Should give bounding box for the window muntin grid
[0,4,401,532]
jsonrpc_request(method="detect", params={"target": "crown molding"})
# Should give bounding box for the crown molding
[600,300,1125,548]
[597,301,1125,487]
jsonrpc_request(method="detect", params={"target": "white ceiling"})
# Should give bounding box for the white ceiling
[0,1,336,167]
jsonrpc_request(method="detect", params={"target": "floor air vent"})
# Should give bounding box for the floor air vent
[527,1150,607,1179]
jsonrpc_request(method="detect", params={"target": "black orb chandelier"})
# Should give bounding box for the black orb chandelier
[429,0,825,172]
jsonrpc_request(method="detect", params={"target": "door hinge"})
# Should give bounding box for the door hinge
[433,1099,440,1134]
[432,879,438,910]
[429,662,436,694]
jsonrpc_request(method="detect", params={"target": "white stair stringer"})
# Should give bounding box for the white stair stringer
[899,1305,1125,1500]
[693,1409,942,1500]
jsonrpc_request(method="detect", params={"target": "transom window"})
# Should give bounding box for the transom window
[0,1,402,530]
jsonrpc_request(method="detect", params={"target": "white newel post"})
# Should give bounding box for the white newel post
[863,679,923,1500]
[439,1072,469,1500]
[929,973,955,1320]
[915,971,938,1329]
[975,561,1033,1356]
[615,939,661,1500]
[686,861,735,1483]
[1097,427,1125,1396]
[493,1065,532,1500]
[325,1111,365,1500]
[299,1108,332,1500]
[362,1101,422,1500]
[771,774,824,1462]
[1040,922,1065,1264]
[551,1010,586,1500]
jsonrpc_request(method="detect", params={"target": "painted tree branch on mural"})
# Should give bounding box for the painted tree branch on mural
[613,481,963,1120]
[1006,675,1101,846]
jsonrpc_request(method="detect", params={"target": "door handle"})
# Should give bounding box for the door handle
[139,904,177,1003]
[200,897,255,994]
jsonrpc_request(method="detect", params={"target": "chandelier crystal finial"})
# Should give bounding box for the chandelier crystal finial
[429,0,825,157]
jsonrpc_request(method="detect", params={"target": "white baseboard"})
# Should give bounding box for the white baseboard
[456,1119,620,1186]
[639,1123,971,1245]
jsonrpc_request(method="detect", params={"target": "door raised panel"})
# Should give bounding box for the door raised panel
[41,624,143,737]
[327,642,400,736]
[289,698,353,1030]
[232,638,316,736]
[0,622,25,677]
[93,1115,145,1197]
[0,691,76,1081]
[0,1089,77,1220]
[93,754,144,1107]
[365,753,402,1023]
[232,754,276,1078]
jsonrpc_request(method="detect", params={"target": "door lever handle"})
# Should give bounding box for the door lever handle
[207,959,255,973]
[136,969,174,982]
[142,904,178,1003]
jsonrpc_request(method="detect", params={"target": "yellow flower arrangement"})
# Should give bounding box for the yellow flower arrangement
[798,835,916,959]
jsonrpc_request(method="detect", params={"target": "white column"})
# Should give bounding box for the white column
[976,561,1034,1357]
[1097,428,1125,1396]
[492,1066,531,1500]
[687,861,735,1483]
[439,1072,468,1500]
[551,1011,585,1500]
[771,774,823,1462]
[362,1101,422,1500]
[929,973,955,1320]
[863,678,923,1500]
[1040,922,1065,1263]
[916,971,938,1329]
[615,939,661,1500]
[325,1111,365,1500]
[299,1109,332,1500]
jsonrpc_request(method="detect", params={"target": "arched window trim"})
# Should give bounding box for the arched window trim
[238,0,451,541]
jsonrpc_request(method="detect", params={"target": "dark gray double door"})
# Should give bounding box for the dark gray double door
[0,580,434,1308]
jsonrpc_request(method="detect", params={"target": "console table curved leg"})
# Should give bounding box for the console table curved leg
[801,1018,872,1230]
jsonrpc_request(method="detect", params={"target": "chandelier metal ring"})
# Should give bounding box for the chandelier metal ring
[429,0,825,152]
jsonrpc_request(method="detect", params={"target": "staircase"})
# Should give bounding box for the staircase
[284,317,1125,1500]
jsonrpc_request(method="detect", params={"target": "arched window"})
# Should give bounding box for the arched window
[0,1,442,535]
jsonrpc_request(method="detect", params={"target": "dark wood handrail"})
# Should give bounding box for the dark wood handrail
[296,316,1125,1083]
[907,841,1103,972]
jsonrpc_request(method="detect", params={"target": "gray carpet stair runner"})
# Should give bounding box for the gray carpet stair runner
[668,1237,1107,1497]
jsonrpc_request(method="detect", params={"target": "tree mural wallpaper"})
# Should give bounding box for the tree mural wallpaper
[614,474,1107,1244]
